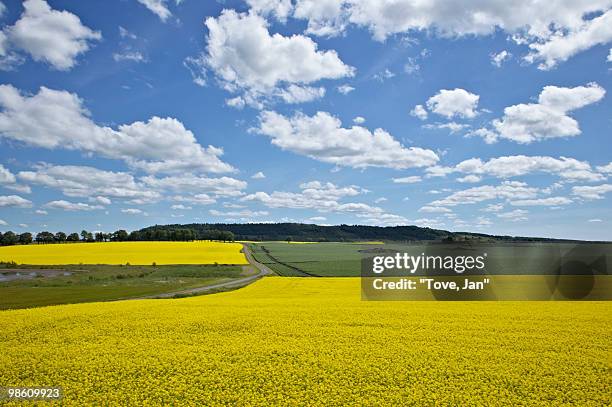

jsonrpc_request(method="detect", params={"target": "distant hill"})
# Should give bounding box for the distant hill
[136,223,588,243]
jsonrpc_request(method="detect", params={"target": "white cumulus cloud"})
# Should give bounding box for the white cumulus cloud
[171,204,191,210]
[0,194,32,207]
[572,184,612,200]
[525,10,612,70]
[18,164,160,202]
[337,84,355,94]
[44,200,103,211]
[490,50,511,67]
[410,104,428,120]
[1,0,101,71]
[429,181,539,207]
[255,110,439,169]
[510,197,572,206]
[597,162,612,174]
[426,88,480,119]
[278,85,325,104]
[0,85,235,174]
[141,174,247,198]
[136,0,172,22]
[474,83,605,144]
[246,0,293,22]
[278,0,612,69]
[242,180,408,224]
[252,1,611,68]
[190,10,354,107]
[423,122,470,134]
[392,176,421,184]
[113,51,146,63]
[453,155,604,182]
[121,208,147,215]
[457,175,482,183]
[0,164,30,193]
[496,209,529,222]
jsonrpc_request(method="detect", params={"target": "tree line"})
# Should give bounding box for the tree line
[129,228,234,242]
[0,228,235,246]
[1,222,577,247]
[135,223,578,243]
[137,223,452,242]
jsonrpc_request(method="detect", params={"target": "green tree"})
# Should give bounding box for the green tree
[55,232,67,243]
[36,231,55,244]
[80,230,94,242]
[67,233,80,242]
[19,232,33,245]
[111,230,129,241]
[128,231,142,241]
[2,231,18,245]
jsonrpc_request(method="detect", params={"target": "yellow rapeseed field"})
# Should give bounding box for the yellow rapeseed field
[0,241,248,265]
[239,241,319,244]
[0,278,609,405]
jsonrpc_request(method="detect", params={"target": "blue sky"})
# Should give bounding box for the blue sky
[0,0,611,240]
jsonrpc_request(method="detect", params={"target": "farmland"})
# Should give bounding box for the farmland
[0,278,609,405]
[0,241,252,309]
[0,241,248,266]
[248,241,612,277]
[246,242,371,276]
[0,264,250,310]
[0,240,610,404]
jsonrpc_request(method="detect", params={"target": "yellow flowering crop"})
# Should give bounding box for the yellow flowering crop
[0,241,248,265]
[0,278,609,405]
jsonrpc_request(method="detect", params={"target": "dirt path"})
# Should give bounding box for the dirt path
[242,244,277,276]
[258,245,318,277]
[135,244,274,299]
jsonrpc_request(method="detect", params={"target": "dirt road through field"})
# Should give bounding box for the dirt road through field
[136,244,274,299]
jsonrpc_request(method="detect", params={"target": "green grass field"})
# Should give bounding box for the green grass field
[250,241,437,276]
[247,243,316,276]
[251,241,612,277]
[3,241,609,309]
[0,264,247,310]
[249,242,372,276]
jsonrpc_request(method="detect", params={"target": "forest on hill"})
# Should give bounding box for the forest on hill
[135,223,584,243]
[1,223,589,247]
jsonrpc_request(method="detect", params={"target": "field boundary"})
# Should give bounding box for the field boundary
[241,244,276,277]
[258,246,319,277]
[135,244,274,299]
